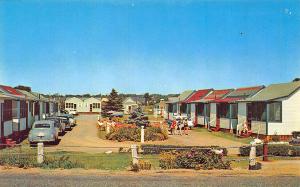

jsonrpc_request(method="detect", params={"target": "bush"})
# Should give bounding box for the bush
[0,153,83,169]
[159,150,231,170]
[239,144,300,157]
[105,125,168,142]
[141,144,228,156]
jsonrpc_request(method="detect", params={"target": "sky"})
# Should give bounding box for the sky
[0,0,299,95]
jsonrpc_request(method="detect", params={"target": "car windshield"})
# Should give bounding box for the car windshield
[34,124,50,128]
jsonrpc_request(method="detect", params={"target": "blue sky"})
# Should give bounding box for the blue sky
[0,0,299,95]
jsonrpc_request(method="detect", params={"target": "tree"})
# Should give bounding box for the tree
[101,89,123,117]
[293,78,300,82]
[14,85,31,92]
[144,93,150,105]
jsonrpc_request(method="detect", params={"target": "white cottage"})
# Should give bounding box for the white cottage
[245,81,300,139]
[65,97,101,113]
[123,97,139,114]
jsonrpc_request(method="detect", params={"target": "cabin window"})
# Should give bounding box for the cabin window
[65,103,74,109]
[92,103,101,109]
[251,102,267,122]
[219,103,230,118]
[3,100,12,121]
[230,103,238,119]
[268,102,282,122]
[196,103,205,116]
[180,103,187,114]
[186,104,191,114]
[12,100,18,118]
[20,101,27,118]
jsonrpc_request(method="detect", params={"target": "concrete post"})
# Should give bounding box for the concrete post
[37,142,44,164]
[141,126,145,143]
[249,142,256,170]
[131,144,138,165]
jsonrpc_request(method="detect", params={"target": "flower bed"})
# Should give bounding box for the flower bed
[105,125,168,142]
[159,149,231,170]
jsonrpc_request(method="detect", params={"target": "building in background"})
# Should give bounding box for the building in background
[65,97,101,113]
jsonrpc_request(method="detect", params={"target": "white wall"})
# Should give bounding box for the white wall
[220,118,230,129]
[197,116,205,125]
[190,104,196,122]
[4,120,12,137]
[268,90,300,135]
[210,103,217,127]
[238,102,247,125]
[252,121,266,135]
[65,97,101,113]
[20,118,26,131]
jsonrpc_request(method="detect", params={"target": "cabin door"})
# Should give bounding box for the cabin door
[216,104,220,129]
[246,103,252,130]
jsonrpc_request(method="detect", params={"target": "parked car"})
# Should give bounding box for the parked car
[46,117,66,135]
[56,116,72,130]
[28,120,59,145]
[59,114,76,127]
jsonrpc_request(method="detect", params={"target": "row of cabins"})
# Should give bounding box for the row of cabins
[165,81,300,140]
[0,85,59,143]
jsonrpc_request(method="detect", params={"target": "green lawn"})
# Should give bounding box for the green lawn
[193,127,253,144]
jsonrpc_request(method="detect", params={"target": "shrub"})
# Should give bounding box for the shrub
[105,125,168,142]
[141,144,228,156]
[138,160,152,170]
[42,155,84,169]
[159,150,231,170]
[239,144,300,157]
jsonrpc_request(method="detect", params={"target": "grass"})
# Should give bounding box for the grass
[193,127,253,144]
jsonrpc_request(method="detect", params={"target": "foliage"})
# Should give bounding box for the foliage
[239,144,300,156]
[141,144,227,155]
[42,155,83,169]
[101,89,123,117]
[138,160,152,170]
[106,125,168,142]
[159,150,231,170]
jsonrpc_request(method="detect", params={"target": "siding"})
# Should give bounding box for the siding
[268,90,300,135]
[197,116,205,125]
[190,104,196,122]
[252,121,266,135]
[238,102,247,125]
[4,120,12,137]
[220,118,230,129]
[210,103,217,127]
[20,117,26,131]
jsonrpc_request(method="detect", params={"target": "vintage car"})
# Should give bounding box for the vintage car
[59,114,76,127]
[46,117,66,135]
[28,120,59,145]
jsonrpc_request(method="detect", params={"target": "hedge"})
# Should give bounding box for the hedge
[239,144,300,157]
[141,144,228,156]
[159,150,231,170]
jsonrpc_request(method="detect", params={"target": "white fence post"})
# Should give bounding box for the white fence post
[249,142,256,170]
[141,126,145,143]
[131,144,138,165]
[37,142,44,164]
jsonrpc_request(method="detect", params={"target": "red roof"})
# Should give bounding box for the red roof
[204,89,232,100]
[0,85,24,97]
[184,89,212,103]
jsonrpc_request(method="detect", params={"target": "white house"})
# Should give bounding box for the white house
[245,81,300,139]
[65,97,101,113]
[123,97,139,114]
